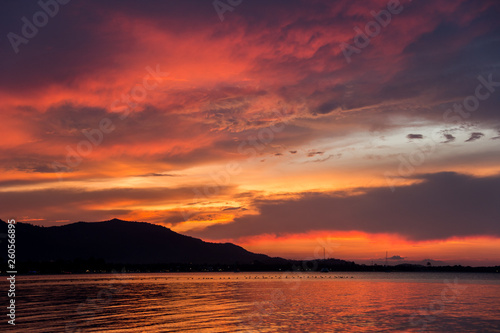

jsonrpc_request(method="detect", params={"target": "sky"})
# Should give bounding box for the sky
[1,0,499,266]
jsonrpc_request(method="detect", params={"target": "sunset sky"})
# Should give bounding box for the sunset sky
[1,0,499,266]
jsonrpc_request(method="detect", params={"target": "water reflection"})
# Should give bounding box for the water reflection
[5,272,500,332]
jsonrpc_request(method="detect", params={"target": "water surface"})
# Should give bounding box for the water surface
[5,272,500,332]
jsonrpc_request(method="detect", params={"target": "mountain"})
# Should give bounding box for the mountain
[0,218,283,265]
[1,219,497,273]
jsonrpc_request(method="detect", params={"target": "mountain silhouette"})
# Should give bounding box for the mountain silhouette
[0,218,285,265]
[1,219,494,273]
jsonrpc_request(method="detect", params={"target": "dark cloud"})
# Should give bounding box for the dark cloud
[222,207,246,211]
[307,151,324,157]
[0,185,237,225]
[2,0,500,247]
[190,172,500,241]
[138,173,179,177]
[407,134,424,140]
[388,255,405,260]
[372,2,500,124]
[0,104,245,172]
[6,158,71,174]
[304,153,342,163]
[465,132,484,142]
[0,1,137,93]
[314,100,340,115]
[0,178,57,188]
[442,134,456,143]
[1,0,499,160]
[162,213,187,224]
[233,191,261,199]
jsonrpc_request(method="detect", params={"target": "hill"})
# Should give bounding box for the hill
[0,218,283,266]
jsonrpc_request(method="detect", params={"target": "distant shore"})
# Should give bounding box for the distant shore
[2,260,499,275]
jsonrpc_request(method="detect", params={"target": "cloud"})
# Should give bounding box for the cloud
[465,132,484,142]
[442,134,456,143]
[0,185,237,225]
[138,173,179,177]
[303,153,342,163]
[191,172,500,241]
[388,255,405,260]
[222,207,246,211]
[1,0,499,178]
[1,0,500,249]
[307,151,324,157]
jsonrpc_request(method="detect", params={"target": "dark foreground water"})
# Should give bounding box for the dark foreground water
[3,272,500,332]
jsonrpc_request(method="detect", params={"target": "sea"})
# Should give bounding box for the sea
[4,272,500,332]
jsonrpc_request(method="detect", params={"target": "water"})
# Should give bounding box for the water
[4,272,500,332]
